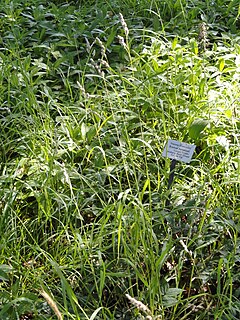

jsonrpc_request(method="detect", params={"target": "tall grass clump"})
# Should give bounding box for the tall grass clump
[0,0,239,319]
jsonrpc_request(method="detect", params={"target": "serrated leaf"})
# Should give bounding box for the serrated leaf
[189,119,209,140]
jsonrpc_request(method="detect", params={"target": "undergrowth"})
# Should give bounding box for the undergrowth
[0,0,239,319]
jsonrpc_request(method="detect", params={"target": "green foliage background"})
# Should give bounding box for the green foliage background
[0,0,239,319]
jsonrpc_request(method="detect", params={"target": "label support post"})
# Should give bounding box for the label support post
[162,139,196,208]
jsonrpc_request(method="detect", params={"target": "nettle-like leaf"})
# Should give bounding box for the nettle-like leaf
[188,118,209,140]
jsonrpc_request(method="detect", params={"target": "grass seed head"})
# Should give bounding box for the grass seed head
[126,293,151,315]
[117,35,127,49]
[95,37,106,58]
[198,22,208,51]
[119,13,129,37]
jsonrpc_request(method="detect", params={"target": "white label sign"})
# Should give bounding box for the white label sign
[162,139,196,163]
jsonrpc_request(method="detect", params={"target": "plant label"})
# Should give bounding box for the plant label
[162,139,196,163]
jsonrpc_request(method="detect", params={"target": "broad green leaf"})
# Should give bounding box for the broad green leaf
[81,122,88,141]
[0,264,13,272]
[162,287,183,307]
[172,37,178,50]
[0,270,9,281]
[190,40,198,55]
[219,58,225,71]
[162,296,178,307]
[189,119,209,140]
[153,15,160,31]
[106,27,117,47]
[0,265,12,281]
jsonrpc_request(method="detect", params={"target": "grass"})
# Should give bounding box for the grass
[0,0,239,319]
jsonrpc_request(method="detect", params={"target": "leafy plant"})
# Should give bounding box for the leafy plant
[0,0,239,319]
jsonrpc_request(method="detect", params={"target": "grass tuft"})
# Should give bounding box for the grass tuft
[0,0,239,319]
